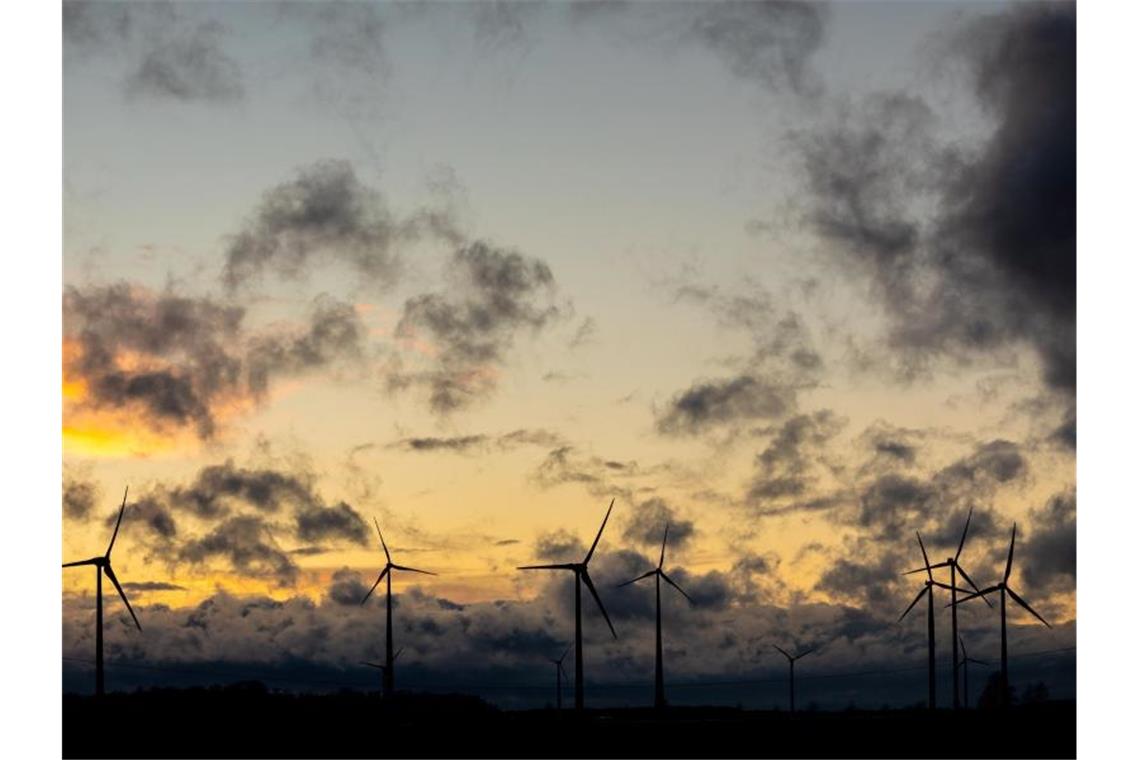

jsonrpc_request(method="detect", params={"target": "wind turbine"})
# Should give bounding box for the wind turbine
[898,531,960,710]
[616,523,694,709]
[62,487,142,697]
[360,518,436,698]
[772,645,815,714]
[518,498,618,711]
[951,524,1051,707]
[361,647,403,691]
[901,507,991,709]
[956,635,988,710]
[547,646,570,710]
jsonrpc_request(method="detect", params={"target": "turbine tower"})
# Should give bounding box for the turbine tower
[616,523,694,709]
[62,487,142,697]
[898,531,959,710]
[901,507,990,709]
[360,518,436,698]
[772,645,815,714]
[518,498,618,711]
[956,635,988,710]
[547,646,570,710]
[951,524,1051,708]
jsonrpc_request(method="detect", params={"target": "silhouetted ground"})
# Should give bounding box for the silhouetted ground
[63,685,1075,758]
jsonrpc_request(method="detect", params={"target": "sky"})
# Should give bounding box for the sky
[61,0,1075,707]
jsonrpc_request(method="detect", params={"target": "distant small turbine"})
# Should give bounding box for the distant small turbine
[518,498,618,711]
[901,506,990,709]
[956,636,988,710]
[360,518,436,698]
[63,487,142,697]
[547,646,571,710]
[772,645,815,713]
[361,647,403,690]
[951,524,1051,708]
[899,531,961,710]
[617,523,694,709]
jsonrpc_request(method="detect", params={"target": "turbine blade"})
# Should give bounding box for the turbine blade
[394,647,405,662]
[559,646,570,662]
[374,518,391,563]
[948,585,1000,607]
[517,563,576,571]
[360,566,389,605]
[660,571,695,604]
[916,531,932,582]
[584,498,615,564]
[958,635,967,660]
[103,563,141,631]
[955,565,994,608]
[1007,587,1051,628]
[658,524,669,569]
[931,580,971,593]
[1004,524,1016,583]
[106,486,129,557]
[62,558,99,568]
[361,662,384,669]
[391,564,436,575]
[772,645,791,660]
[955,506,974,562]
[898,585,929,622]
[903,562,950,575]
[580,570,617,639]
[616,569,656,588]
[795,647,816,660]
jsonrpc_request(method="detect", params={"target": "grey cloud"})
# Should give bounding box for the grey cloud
[622,497,695,549]
[748,410,845,505]
[389,428,564,454]
[794,4,1074,396]
[179,516,298,585]
[121,582,187,593]
[64,476,99,520]
[165,460,318,518]
[683,0,829,95]
[326,568,370,607]
[223,160,440,290]
[532,530,586,563]
[657,375,795,437]
[1021,489,1075,590]
[816,552,904,610]
[295,502,369,546]
[127,20,244,103]
[391,241,562,414]
[64,284,363,438]
[109,495,179,541]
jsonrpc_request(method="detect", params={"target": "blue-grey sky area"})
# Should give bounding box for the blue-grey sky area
[62,1,1074,708]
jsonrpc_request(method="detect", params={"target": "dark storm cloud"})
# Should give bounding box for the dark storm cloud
[127,20,244,103]
[1021,489,1076,590]
[295,502,369,545]
[391,241,563,414]
[64,284,364,438]
[179,516,298,585]
[657,287,824,437]
[621,497,695,549]
[326,568,370,607]
[63,476,98,520]
[794,4,1075,395]
[388,428,563,454]
[683,0,829,95]
[657,376,796,437]
[815,552,904,609]
[747,410,845,504]
[121,581,187,593]
[223,160,459,290]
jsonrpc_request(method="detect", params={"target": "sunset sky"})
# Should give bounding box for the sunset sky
[60,0,1075,706]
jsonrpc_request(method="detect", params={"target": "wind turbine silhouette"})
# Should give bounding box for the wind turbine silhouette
[772,645,815,714]
[518,498,618,711]
[616,523,694,709]
[360,518,436,698]
[901,507,991,709]
[547,646,570,710]
[62,487,141,697]
[956,635,988,710]
[898,531,960,710]
[950,524,1051,707]
[361,647,403,690]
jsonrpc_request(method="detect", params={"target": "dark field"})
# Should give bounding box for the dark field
[63,688,1076,759]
